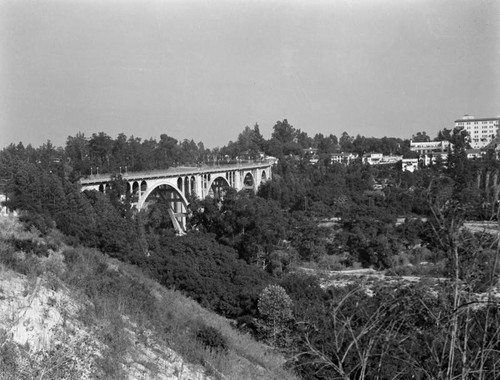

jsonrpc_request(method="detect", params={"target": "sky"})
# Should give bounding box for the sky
[0,0,499,149]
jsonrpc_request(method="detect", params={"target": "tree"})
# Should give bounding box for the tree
[268,119,302,157]
[296,129,314,149]
[315,133,339,154]
[89,132,113,172]
[339,131,353,151]
[110,133,128,171]
[411,131,431,142]
[258,285,293,344]
[272,119,296,144]
[65,132,90,176]
[156,134,178,168]
[189,189,288,264]
[251,123,266,153]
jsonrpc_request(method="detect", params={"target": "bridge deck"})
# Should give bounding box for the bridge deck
[80,161,273,185]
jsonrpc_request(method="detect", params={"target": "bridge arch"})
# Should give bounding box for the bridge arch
[138,182,189,211]
[137,182,190,233]
[208,175,230,197]
[243,172,255,190]
[261,170,267,183]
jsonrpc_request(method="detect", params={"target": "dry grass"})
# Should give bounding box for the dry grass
[119,259,298,379]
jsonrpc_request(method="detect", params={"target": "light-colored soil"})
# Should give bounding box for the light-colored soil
[0,264,211,380]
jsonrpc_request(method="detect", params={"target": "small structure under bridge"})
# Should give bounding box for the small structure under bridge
[79,161,273,234]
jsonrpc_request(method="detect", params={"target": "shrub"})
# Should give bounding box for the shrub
[258,285,293,344]
[258,285,293,322]
[390,251,412,267]
[318,254,348,271]
[196,325,228,354]
[385,265,413,277]
[19,212,54,235]
[8,238,49,257]
[0,340,20,377]
[41,250,66,277]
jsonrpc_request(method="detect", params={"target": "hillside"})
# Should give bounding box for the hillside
[0,215,297,380]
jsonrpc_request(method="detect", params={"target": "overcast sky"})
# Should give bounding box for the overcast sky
[1,0,499,149]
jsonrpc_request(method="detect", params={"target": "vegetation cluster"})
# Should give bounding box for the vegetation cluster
[0,216,295,380]
[2,119,500,378]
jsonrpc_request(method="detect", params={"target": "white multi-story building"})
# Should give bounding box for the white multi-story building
[362,153,402,165]
[330,152,358,165]
[410,140,452,155]
[455,115,500,149]
[409,140,452,166]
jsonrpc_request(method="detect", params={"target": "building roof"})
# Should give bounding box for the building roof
[465,149,483,154]
[330,152,356,157]
[410,140,451,146]
[455,117,500,123]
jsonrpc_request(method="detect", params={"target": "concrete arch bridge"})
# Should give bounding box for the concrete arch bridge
[79,161,272,234]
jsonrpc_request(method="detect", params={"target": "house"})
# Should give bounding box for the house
[362,153,402,165]
[402,158,419,172]
[410,140,452,166]
[330,152,358,165]
[465,149,485,160]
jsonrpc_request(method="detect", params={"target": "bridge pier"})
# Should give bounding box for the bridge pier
[234,171,242,191]
[195,174,203,198]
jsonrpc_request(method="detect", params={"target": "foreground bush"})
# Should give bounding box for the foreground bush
[284,281,500,379]
[196,325,228,354]
[0,219,298,380]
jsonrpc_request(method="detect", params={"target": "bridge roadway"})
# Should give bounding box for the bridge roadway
[79,160,273,233]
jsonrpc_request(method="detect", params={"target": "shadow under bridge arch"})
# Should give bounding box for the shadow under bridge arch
[208,175,231,197]
[243,172,255,191]
[137,183,189,235]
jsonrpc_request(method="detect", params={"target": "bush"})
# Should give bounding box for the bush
[386,261,447,278]
[318,254,348,271]
[390,251,412,267]
[8,238,49,257]
[196,325,228,354]
[19,212,54,235]
[258,285,293,345]
[385,265,414,277]
[258,285,293,323]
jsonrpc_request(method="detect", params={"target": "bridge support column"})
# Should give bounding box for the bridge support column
[234,170,242,191]
[253,169,259,193]
[195,174,203,199]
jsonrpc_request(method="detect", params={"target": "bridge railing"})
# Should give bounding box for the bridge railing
[204,158,269,166]
[80,159,275,184]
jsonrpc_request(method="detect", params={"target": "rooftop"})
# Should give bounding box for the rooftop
[455,116,500,123]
